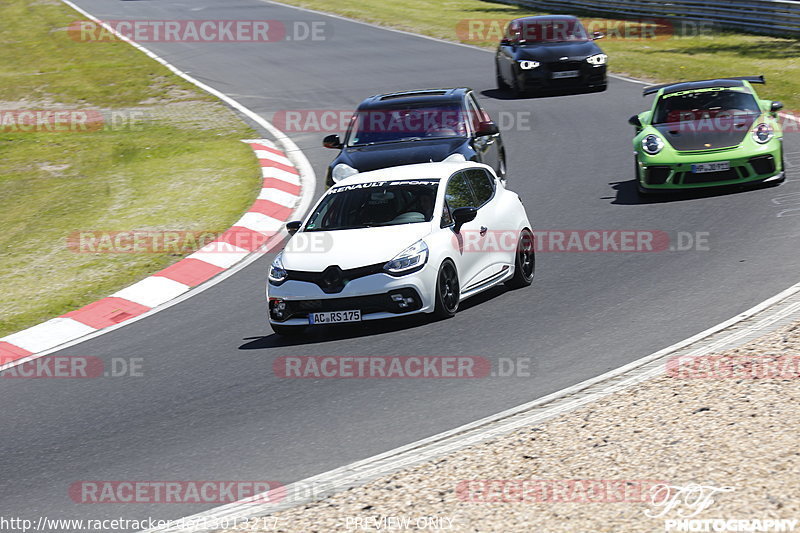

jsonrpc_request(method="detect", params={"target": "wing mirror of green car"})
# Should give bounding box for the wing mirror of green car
[770,101,783,112]
[628,115,642,128]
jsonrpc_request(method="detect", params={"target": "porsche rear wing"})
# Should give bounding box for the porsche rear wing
[643,76,765,96]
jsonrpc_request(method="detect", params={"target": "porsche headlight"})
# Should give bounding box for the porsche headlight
[268,252,288,284]
[332,163,358,183]
[518,60,540,70]
[641,134,664,155]
[384,240,428,275]
[752,123,773,144]
[443,153,466,162]
[586,53,607,65]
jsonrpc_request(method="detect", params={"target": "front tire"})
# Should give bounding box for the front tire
[511,73,526,98]
[496,61,509,91]
[497,152,507,182]
[505,229,535,289]
[433,260,460,319]
[271,324,306,337]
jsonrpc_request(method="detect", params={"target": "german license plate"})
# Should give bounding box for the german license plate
[691,161,730,173]
[552,70,579,79]
[308,310,361,324]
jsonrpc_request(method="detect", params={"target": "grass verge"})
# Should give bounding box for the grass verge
[0,0,261,337]
[277,0,800,110]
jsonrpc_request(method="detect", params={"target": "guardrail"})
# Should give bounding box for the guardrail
[497,0,800,37]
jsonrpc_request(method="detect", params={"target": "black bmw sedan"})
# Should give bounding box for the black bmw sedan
[322,88,505,187]
[495,15,607,96]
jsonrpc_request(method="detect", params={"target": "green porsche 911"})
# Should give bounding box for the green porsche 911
[630,76,786,195]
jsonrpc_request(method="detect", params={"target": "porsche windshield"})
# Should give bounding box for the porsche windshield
[653,88,761,124]
[305,181,440,231]
[346,104,467,146]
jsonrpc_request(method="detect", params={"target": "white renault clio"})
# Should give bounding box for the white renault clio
[267,162,534,335]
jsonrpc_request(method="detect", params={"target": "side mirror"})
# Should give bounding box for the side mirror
[628,115,642,128]
[500,38,511,46]
[323,134,342,149]
[593,31,605,40]
[286,221,302,235]
[476,121,499,137]
[771,101,783,112]
[452,206,477,233]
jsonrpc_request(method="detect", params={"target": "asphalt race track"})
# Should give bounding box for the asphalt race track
[2,0,799,527]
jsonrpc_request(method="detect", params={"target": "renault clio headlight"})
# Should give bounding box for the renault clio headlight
[332,163,358,183]
[443,153,466,162]
[384,240,428,275]
[268,252,288,285]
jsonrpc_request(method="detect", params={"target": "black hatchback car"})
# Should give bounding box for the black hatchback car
[495,15,607,96]
[323,88,505,187]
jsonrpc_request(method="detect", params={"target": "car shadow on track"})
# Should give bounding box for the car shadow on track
[606,178,780,205]
[480,87,605,101]
[238,285,511,349]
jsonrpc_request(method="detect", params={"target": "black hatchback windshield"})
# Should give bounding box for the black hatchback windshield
[305,180,439,231]
[509,18,589,43]
[346,105,467,146]
[653,88,761,124]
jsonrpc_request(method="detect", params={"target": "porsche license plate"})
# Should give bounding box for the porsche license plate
[309,310,361,324]
[552,70,579,79]
[691,161,730,173]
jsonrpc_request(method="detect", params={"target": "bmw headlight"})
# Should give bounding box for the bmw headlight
[384,240,428,275]
[332,163,358,183]
[586,54,607,65]
[443,153,467,162]
[268,252,288,285]
[518,60,540,70]
[641,134,664,155]
[752,123,773,144]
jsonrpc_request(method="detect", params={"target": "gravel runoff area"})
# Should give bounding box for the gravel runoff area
[221,320,800,533]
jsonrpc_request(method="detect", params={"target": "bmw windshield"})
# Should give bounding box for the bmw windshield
[346,105,468,146]
[510,19,590,43]
[305,180,439,231]
[653,88,761,124]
